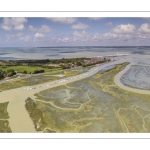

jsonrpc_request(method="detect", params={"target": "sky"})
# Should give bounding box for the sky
[0,17,150,47]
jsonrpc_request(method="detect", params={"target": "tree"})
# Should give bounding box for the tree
[76,62,82,66]
[0,73,4,80]
[33,70,45,74]
[6,69,16,77]
[23,70,27,74]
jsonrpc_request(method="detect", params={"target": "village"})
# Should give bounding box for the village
[59,56,111,69]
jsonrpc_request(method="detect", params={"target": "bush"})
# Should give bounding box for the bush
[6,69,16,77]
[33,70,45,74]
[0,73,4,80]
[23,70,27,74]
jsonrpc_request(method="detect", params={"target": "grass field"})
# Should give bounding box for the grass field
[0,65,62,74]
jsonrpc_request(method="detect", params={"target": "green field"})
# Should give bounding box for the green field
[0,65,62,74]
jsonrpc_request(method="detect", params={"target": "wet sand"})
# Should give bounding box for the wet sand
[114,62,150,95]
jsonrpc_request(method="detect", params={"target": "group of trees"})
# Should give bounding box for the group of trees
[0,70,4,80]
[22,69,45,74]
[0,68,45,80]
[59,58,90,64]
[22,70,28,74]
[0,69,16,80]
[33,70,45,74]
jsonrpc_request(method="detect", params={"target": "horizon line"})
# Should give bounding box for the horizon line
[1,46,150,48]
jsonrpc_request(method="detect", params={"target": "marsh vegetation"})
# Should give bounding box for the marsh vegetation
[25,62,150,132]
[0,102,11,132]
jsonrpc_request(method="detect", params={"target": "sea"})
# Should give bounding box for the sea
[0,46,150,62]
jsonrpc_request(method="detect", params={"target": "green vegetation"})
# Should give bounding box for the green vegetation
[33,69,45,74]
[63,70,83,77]
[0,65,61,74]
[25,62,150,133]
[0,102,9,119]
[0,57,93,80]
[50,57,90,64]
[0,66,92,91]
[0,120,12,133]
[25,98,44,131]
[0,102,11,133]
[0,74,59,91]
[0,69,16,80]
[0,57,90,66]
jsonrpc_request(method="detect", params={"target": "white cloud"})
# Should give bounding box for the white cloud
[138,23,150,34]
[38,25,51,32]
[16,33,23,37]
[46,17,77,24]
[92,33,118,41]
[19,36,31,42]
[29,25,36,32]
[61,37,70,42]
[105,22,113,26]
[34,33,45,38]
[103,32,118,39]
[29,25,51,33]
[92,32,134,42]
[88,17,104,20]
[73,30,90,41]
[71,23,88,30]
[1,17,27,31]
[5,33,24,41]
[112,24,136,34]
[14,24,25,30]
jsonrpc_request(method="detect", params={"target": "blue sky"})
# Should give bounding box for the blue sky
[0,17,150,47]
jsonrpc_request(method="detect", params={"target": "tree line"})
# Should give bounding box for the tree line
[0,69,16,80]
